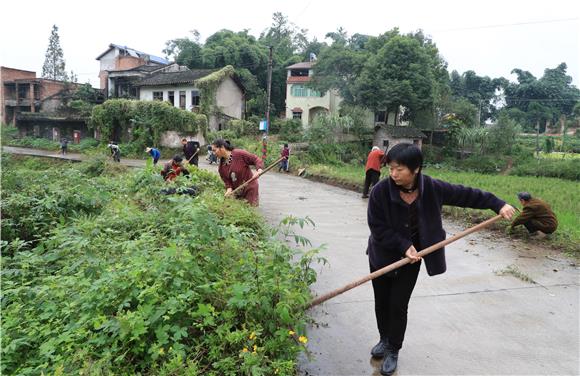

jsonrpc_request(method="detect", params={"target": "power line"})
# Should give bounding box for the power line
[502,98,579,102]
[433,17,578,33]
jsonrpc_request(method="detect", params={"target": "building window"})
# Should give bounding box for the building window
[383,140,389,149]
[153,91,163,101]
[291,84,307,97]
[179,91,186,109]
[292,111,302,120]
[191,90,200,106]
[290,69,309,77]
[375,111,387,123]
[291,84,321,97]
[17,84,29,99]
[167,91,175,106]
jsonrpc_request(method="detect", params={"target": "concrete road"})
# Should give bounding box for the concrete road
[5,146,579,375]
[2,146,146,167]
[255,170,579,376]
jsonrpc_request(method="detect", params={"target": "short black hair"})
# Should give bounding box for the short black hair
[517,192,532,201]
[385,143,423,172]
[212,138,234,151]
[173,155,183,163]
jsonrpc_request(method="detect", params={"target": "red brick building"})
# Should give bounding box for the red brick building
[1,66,87,141]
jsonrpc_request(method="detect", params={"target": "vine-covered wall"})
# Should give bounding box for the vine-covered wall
[89,99,207,146]
[196,65,236,116]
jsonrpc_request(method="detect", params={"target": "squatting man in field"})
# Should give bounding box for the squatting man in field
[509,192,558,237]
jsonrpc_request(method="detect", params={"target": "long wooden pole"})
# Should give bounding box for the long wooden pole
[229,156,285,196]
[187,148,200,164]
[308,214,504,308]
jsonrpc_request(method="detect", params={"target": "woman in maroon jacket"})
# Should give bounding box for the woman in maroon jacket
[367,143,515,376]
[212,139,264,206]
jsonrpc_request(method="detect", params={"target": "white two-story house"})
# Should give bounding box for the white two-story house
[284,61,342,127]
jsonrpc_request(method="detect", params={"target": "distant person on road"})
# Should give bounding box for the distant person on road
[212,138,263,206]
[145,147,161,165]
[107,142,120,162]
[362,146,385,198]
[510,192,557,236]
[279,143,290,172]
[60,138,69,155]
[182,138,200,167]
[366,143,515,376]
[160,155,189,182]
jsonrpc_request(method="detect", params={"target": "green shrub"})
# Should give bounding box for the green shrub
[228,119,260,137]
[1,157,318,375]
[274,119,303,143]
[90,99,207,149]
[511,158,580,180]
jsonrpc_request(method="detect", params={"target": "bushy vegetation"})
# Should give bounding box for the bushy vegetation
[89,99,207,148]
[510,158,580,180]
[1,155,319,375]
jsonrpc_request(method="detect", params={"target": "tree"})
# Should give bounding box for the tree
[163,30,203,68]
[528,101,553,152]
[42,25,68,81]
[448,70,502,123]
[312,29,447,124]
[502,63,580,132]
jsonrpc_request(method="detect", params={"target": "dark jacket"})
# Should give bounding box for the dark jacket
[511,198,557,233]
[367,174,505,276]
[183,141,200,163]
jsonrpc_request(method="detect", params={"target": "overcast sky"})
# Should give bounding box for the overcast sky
[1,0,579,88]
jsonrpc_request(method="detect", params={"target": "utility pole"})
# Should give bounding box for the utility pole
[476,100,482,127]
[263,45,273,161]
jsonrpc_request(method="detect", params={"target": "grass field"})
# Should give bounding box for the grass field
[303,163,579,254]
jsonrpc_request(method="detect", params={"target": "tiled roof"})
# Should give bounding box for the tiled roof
[286,61,314,70]
[108,64,165,74]
[136,69,218,86]
[376,125,426,138]
[96,44,169,65]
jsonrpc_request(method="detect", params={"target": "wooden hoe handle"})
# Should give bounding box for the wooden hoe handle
[230,156,286,196]
[308,214,504,308]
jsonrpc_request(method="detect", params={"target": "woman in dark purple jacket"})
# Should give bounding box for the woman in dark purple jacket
[367,143,515,376]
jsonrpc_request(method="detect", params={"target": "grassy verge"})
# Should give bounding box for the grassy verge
[1,155,319,375]
[296,162,579,256]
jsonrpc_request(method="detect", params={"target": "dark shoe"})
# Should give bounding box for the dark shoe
[362,194,369,199]
[380,347,399,376]
[370,339,387,358]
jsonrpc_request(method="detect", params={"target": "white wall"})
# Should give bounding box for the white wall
[215,77,243,119]
[139,78,244,132]
[160,130,205,148]
[99,49,117,72]
[140,84,198,109]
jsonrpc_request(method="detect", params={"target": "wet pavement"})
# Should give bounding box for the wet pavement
[255,170,579,376]
[5,147,579,375]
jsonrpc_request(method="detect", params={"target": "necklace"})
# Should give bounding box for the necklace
[391,177,418,193]
[399,185,417,193]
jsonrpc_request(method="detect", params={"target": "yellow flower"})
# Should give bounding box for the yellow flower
[298,336,308,344]
[275,369,279,374]
[288,330,295,336]
[249,331,256,340]
[242,347,249,353]
[158,347,165,355]
[253,344,257,352]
